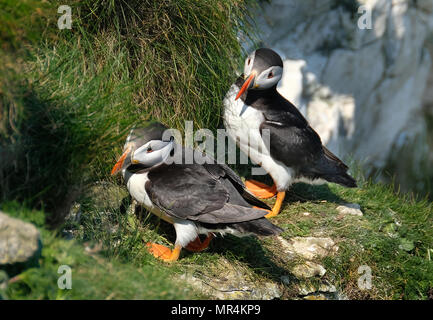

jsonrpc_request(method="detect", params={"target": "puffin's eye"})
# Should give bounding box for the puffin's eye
[247,58,251,65]
[267,71,274,79]
[147,146,153,153]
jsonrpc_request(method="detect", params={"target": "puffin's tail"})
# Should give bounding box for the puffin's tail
[322,147,357,188]
[304,146,357,188]
[322,171,357,188]
[231,218,283,236]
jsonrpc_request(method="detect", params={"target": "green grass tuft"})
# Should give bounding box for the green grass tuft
[0,201,202,300]
[0,0,254,221]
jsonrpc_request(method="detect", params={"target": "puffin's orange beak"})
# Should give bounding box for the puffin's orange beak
[235,73,255,100]
[111,147,131,176]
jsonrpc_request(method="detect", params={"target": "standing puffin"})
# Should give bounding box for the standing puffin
[111,122,282,262]
[223,48,357,218]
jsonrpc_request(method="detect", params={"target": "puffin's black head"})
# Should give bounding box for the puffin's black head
[236,48,284,100]
[111,122,174,175]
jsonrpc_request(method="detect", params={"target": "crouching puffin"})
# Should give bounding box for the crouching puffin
[111,122,282,262]
[223,48,357,218]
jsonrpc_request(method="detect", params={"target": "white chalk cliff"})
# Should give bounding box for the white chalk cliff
[246,0,433,192]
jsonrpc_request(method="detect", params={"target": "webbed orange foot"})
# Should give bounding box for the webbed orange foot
[146,242,181,262]
[265,191,286,218]
[245,180,277,199]
[185,234,214,252]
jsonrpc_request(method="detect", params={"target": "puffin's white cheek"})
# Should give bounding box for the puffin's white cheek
[268,77,280,87]
[244,55,255,75]
[132,141,174,167]
[257,74,282,89]
[133,150,163,167]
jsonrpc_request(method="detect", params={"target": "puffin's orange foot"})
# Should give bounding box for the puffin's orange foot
[146,242,181,262]
[265,191,286,218]
[245,180,277,199]
[185,234,214,252]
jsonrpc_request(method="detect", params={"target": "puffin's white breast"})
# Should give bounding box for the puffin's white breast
[223,84,267,163]
[124,170,174,224]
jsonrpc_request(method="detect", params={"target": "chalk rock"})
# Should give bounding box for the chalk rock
[179,258,281,300]
[298,282,337,296]
[292,261,326,278]
[297,282,347,300]
[0,211,41,265]
[278,236,338,260]
[336,203,363,216]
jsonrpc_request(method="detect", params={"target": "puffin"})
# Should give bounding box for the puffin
[111,122,282,262]
[223,48,357,218]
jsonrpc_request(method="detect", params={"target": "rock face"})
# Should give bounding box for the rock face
[278,236,338,281]
[292,261,327,278]
[248,0,433,192]
[278,236,339,260]
[0,211,41,265]
[275,236,345,299]
[179,258,281,300]
[336,203,363,216]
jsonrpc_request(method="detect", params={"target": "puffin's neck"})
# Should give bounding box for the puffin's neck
[243,85,278,106]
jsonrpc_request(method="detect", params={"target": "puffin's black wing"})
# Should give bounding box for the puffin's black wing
[243,87,323,166]
[203,163,270,210]
[186,144,270,210]
[260,118,323,168]
[145,164,269,224]
[258,94,356,187]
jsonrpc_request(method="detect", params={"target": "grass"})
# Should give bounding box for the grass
[0,0,254,299]
[0,0,254,223]
[197,179,431,300]
[105,155,431,300]
[9,167,426,300]
[258,179,433,299]
[0,201,202,300]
